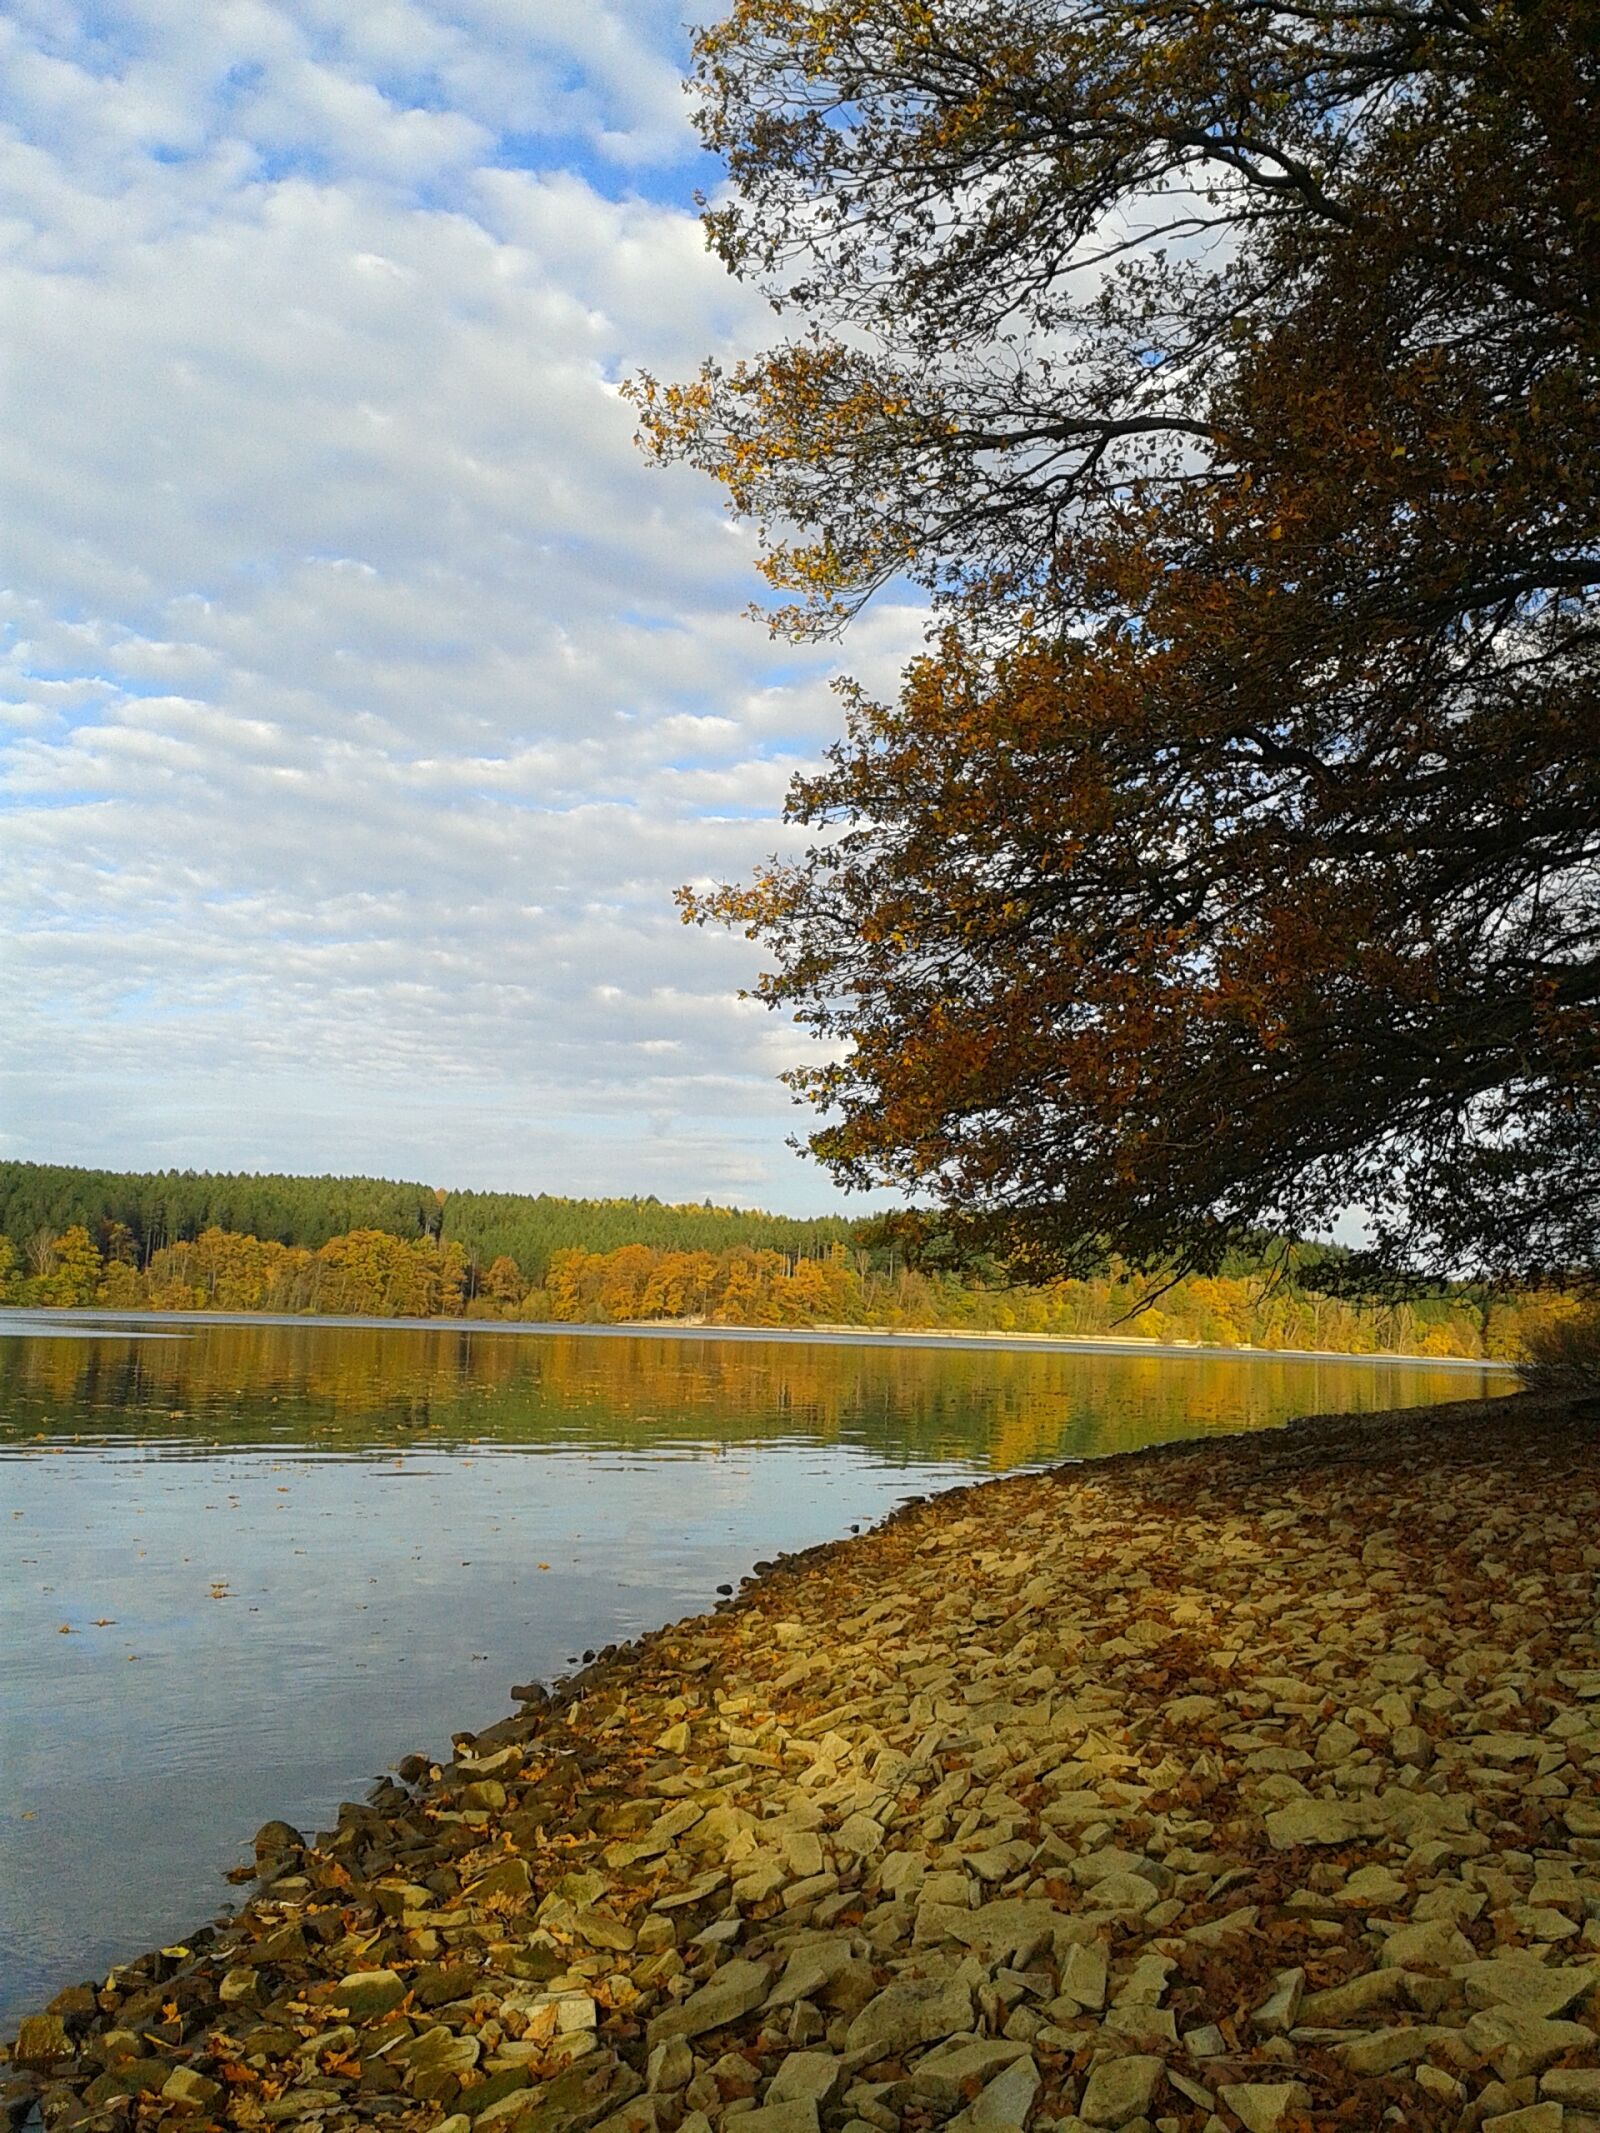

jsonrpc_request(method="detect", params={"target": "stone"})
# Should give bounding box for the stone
[1378,1919,1474,1970]
[1335,2026,1453,2075]
[394,2024,482,2076]
[218,1966,260,2006]
[572,1907,637,1951]
[784,1832,827,1880]
[765,1939,856,2010]
[252,1818,304,1862]
[1056,1943,1107,2012]
[1544,2072,1600,2108]
[1481,2109,1563,2133]
[946,2054,1039,2131]
[1183,2026,1227,2059]
[1183,1906,1259,1947]
[336,1968,407,2017]
[1263,1801,1370,1848]
[1315,1720,1362,1766]
[160,2068,224,2111]
[547,1993,599,2033]
[931,1900,1069,1961]
[470,1857,533,1903]
[909,2039,1031,2105]
[732,2103,821,2133]
[708,2051,760,2101]
[964,1843,1033,1884]
[589,2103,658,2133]
[1250,1969,1304,2035]
[767,2054,847,2108]
[1460,1958,1597,2019]
[462,2070,536,2125]
[1078,2056,1162,2127]
[1102,2007,1177,2046]
[647,1961,772,2046]
[1216,2084,1310,2133]
[647,2040,694,2094]
[1463,2008,1597,2081]
[845,1975,976,2063]
[1414,2066,1463,2103]
[514,2057,643,2133]
[837,1814,888,1857]
[1079,1872,1160,1917]
[1113,1955,1174,2009]
[1298,1968,1418,2025]
[10,2015,72,2070]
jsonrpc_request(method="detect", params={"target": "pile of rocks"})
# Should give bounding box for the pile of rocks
[5,1392,1598,2133]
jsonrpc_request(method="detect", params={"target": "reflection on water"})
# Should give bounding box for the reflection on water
[0,1318,1513,2031]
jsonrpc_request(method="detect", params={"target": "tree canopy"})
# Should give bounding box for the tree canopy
[636,0,1600,1287]
[0,1162,853,1283]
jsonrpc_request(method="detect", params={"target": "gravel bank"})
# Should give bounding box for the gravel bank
[5,1391,1598,2133]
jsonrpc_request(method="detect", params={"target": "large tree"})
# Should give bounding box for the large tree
[634,0,1600,1286]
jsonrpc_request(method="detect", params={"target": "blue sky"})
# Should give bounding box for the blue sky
[0,0,926,1211]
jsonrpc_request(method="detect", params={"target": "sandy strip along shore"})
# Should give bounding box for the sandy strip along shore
[4,1392,1597,2133]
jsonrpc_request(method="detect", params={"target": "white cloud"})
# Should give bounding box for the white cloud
[0,3,928,1211]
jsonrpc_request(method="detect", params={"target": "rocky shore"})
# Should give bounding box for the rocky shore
[5,1391,1598,2133]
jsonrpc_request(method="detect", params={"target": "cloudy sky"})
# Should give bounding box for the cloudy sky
[1,0,926,1211]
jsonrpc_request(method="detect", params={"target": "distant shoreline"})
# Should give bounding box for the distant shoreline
[0,1303,1519,1373]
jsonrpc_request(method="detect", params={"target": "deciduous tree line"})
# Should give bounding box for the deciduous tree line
[5,1221,1581,1359]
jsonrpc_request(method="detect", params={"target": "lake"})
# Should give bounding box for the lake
[0,1314,1515,2032]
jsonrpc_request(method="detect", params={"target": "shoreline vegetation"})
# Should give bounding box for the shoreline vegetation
[5,1389,1598,2132]
[0,1162,1580,1366]
[0,1225,1564,1364]
[2,1304,1516,1377]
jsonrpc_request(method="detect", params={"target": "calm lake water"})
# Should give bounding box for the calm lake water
[0,1314,1514,2031]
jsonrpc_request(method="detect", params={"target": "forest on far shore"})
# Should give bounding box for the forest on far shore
[0,1164,1572,1360]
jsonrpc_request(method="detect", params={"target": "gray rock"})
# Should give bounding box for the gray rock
[846,1975,976,2064]
[1078,2056,1163,2127]
[1079,1873,1159,1917]
[765,1938,856,2011]
[1263,1801,1371,1848]
[648,1960,772,2046]
[335,1968,407,2018]
[1298,1967,1419,2025]
[732,2103,821,2133]
[646,2040,693,2093]
[252,1819,304,1863]
[1376,1919,1473,1970]
[393,2025,482,2076]
[1250,1968,1304,2036]
[1464,2007,1597,2081]
[1480,2107,1562,2133]
[11,2016,72,2071]
[945,2054,1039,2132]
[1459,1958,1596,2019]
[767,2053,846,2108]
[1217,2084,1310,2133]
[908,2038,1030,2105]
[161,2068,224,2111]
[1055,1944,1106,2013]
[1542,2069,1600,2108]
[1335,2026,1452,2076]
